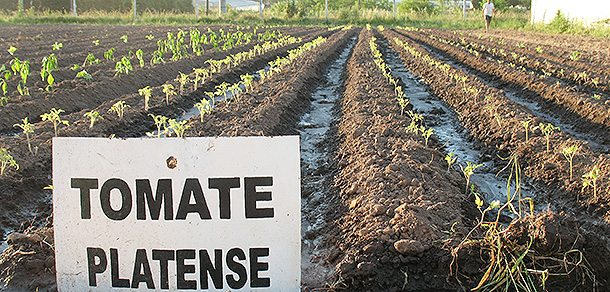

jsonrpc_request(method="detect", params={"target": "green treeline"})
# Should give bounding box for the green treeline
[0,0,194,12]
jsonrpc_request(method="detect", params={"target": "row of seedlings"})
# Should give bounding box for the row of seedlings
[384,27,610,290]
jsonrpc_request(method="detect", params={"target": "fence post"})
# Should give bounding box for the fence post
[259,0,263,20]
[133,0,137,21]
[325,0,328,22]
[463,0,466,21]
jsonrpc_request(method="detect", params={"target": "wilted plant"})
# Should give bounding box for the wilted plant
[582,166,600,200]
[138,86,152,111]
[168,119,190,138]
[40,108,69,136]
[83,110,103,128]
[561,145,579,180]
[538,123,560,152]
[0,148,18,175]
[147,114,168,138]
[108,101,129,119]
[162,84,176,104]
[13,117,34,154]
[445,151,457,172]
[460,161,482,192]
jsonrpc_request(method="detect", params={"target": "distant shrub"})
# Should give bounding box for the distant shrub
[548,10,571,33]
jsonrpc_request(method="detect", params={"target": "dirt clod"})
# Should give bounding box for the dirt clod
[393,239,427,255]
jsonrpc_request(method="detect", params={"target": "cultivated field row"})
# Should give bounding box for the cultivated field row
[0,24,609,291]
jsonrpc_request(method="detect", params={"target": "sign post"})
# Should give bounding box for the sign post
[53,137,301,291]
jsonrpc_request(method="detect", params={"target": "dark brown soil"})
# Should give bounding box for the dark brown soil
[1,24,610,292]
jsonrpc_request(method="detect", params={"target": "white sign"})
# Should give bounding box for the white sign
[53,137,301,291]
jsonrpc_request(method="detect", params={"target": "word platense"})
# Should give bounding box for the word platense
[87,247,270,289]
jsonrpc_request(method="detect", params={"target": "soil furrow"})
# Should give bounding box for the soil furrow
[396,28,610,152]
[329,27,470,291]
[0,27,328,134]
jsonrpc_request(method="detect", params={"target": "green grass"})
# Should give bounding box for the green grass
[1,6,609,38]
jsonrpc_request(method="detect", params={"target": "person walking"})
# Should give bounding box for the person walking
[482,0,495,31]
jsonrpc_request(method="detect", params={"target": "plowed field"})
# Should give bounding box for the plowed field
[0,24,609,291]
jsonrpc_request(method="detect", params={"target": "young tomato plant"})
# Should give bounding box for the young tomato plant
[41,53,58,90]
[460,161,482,193]
[83,52,100,67]
[108,101,130,119]
[114,57,133,77]
[83,110,103,128]
[0,77,7,101]
[194,98,212,122]
[13,117,34,154]
[147,114,169,138]
[561,145,579,181]
[445,151,457,172]
[0,148,19,175]
[175,72,189,94]
[40,108,69,136]
[135,49,145,68]
[76,70,92,81]
[422,127,434,147]
[168,119,190,138]
[52,42,63,51]
[396,97,410,115]
[11,58,30,96]
[538,123,560,152]
[582,166,600,200]
[138,86,152,111]
[240,73,254,92]
[104,48,115,60]
[161,84,176,104]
